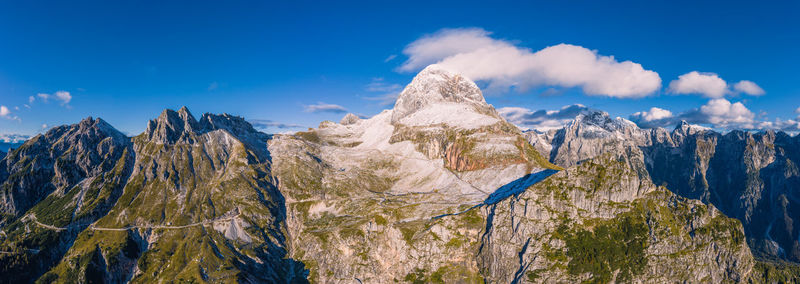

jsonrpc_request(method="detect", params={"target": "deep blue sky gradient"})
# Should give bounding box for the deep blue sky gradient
[0,0,798,135]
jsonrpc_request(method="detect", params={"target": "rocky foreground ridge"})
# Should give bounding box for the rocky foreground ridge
[0,65,798,282]
[527,107,800,265]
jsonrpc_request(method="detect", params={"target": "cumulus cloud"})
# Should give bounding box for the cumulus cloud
[733,80,765,96]
[630,99,757,129]
[630,107,674,123]
[667,71,729,98]
[498,104,592,131]
[668,72,765,98]
[54,91,71,105]
[399,28,662,98]
[303,102,348,113]
[697,98,755,127]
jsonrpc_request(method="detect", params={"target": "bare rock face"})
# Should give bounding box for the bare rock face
[144,106,200,144]
[0,66,790,283]
[0,117,135,282]
[529,110,800,263]
[0,117,132,217]
[479,152,753,283]
[339,113,360,125]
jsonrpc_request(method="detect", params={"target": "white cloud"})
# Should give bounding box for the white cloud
[303,102,348,113]
[630,98,756,129]
[34,91,71,107]
[54,91,71,105]
[384,54,397,62]
[630,107,673,122]
[41,124,48,130]
[794,106,800,114]
[399,28,662,98]
[37,93,50,103]
[498,104,592,131]
[699,98,755,127]
[0,105,20,122]
[668,72,765,98]
[733,80,765,96]
[667,71,729,98]
[0,133,30,143]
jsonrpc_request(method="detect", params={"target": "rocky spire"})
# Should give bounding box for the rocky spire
[144,106,200,144]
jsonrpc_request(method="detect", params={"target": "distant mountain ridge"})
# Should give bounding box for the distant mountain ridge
[527,110,800,263]
[0,65,798,282]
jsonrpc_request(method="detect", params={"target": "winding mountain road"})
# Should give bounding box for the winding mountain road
[27,213,240,232]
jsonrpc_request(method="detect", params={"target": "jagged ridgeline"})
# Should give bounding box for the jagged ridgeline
[0,65,798,283]
[528,107,800,270]
[1,108,305,283]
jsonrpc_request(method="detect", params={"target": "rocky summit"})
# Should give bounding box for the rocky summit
[1,66,800,283]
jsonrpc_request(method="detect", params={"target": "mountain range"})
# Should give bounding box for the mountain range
[1,65,799,283]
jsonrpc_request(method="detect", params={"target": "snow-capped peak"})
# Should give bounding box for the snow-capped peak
[392,65,491,121]
[390,64,498,129]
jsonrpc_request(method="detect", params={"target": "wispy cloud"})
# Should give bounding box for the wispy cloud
[362,77,402,106]
[32,91,72,107]
[362,93,399,106]
[303,102,348,113]
[37,93,50,103]
[384,54,397,62]
[249,119,306,130]
[365,78,402,93]
[399,28,662,98]
[208,81,219,91]
[498,104,592,131]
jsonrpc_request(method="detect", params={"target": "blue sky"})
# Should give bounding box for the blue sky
[1,0,798,137]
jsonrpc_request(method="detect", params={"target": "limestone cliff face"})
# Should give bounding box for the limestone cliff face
[479,152,753,283]
[0,117,135,282]
[528,110,800,263]
[0,65,783,283]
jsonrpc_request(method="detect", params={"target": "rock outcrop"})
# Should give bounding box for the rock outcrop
[527,110,800,263]
[0,65,792,282]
